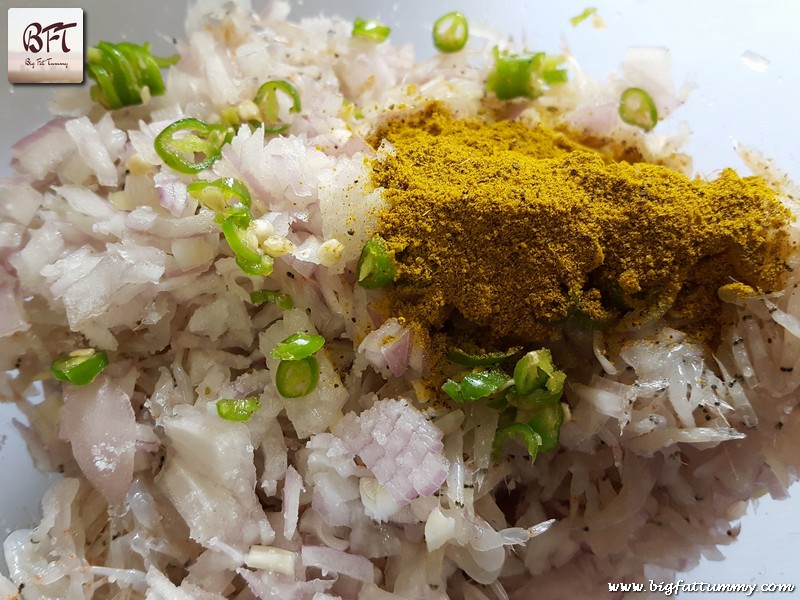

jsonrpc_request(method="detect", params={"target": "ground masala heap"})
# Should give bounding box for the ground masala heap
[368,103,794,350]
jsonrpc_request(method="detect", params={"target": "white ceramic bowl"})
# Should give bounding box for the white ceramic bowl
[2,1,799,595]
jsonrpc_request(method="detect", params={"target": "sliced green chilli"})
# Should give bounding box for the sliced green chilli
[433,12,469,53]
[356,236,396,288]
[442,369,512,404]
[50,350,109,386]
[352,17,391,42]
[447,346,521,367]
[618,87,658,131]
[492,422,542,462]
[253,80,302,134]
[187,177,252,212]
[276,356,320,398]
[86,41,178,109]
[527,402,565,453]
[270,332,325,361]
[216,396,260,422]
[250,290,294,310]
[154,118,228,174]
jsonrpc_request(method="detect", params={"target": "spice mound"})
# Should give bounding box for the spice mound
[370,103,794,346]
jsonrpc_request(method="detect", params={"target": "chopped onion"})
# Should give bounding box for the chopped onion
[282,466,303,540]
[301,545,377,583]
[65,116,119,187]
[62,369,138,505]
[333,399,448,504]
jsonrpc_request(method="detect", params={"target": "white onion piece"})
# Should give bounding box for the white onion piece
[715,358,758,427]
[238,567,333,600]
[127,207,217,238]
[292,234,323,265]
[585,453,656,530]
[0,221,23,247]
[311,471,360,527]
[55,184,116,220]
[0,180,43,226]
[3,478,91,597]
[765,299,800,339]
[144,568,194,600]
[311,593,342,600]
[571,380,633,429]
[171,236,217,272]
[359,477,402,522]
[282,466,303,541]
[95,112,127,158]
[156,404,270,547]
[62,369,138,505]
[90,566,148,591]
[318,151,388,273]
[11,117,73,180]
[301,545,377,583]
[259,420,288,497]
[592,330,618,375]
[305,432,365,479]
[298,510,350,552]
[425,507,457,551]
[0,575,17,597]
[190,30,240,106]
[566,102,619,136]
[0,281,28,337]
[145,566,228,600]
[526,518,557,538]
[154,171,189,217]
[447,543,505,585]
[65,116,119,186]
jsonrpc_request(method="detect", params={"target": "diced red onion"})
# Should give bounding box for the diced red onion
[358,318,412,378]
[333,399,448,505]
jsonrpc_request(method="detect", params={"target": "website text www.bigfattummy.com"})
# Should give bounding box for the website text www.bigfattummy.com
[608,580,796,596]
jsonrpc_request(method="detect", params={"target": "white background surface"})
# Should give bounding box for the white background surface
[2,0,800,596]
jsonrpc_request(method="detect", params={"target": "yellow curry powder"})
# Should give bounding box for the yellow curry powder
[368,102,794,352]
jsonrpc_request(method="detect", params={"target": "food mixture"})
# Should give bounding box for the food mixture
[1,2,799,599]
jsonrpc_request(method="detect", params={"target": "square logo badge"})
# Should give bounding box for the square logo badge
[8,7,84,84]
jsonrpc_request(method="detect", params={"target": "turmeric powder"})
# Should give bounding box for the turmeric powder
[368,102,793,350]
